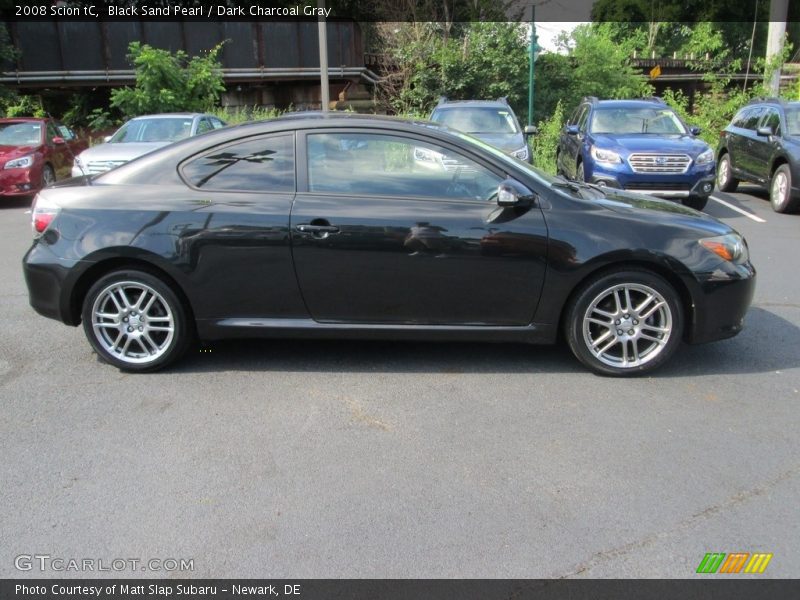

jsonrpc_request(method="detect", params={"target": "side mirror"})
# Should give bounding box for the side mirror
[52,136,65,145]
[524,125,538,137]
[756,126,773,137]
[103,135,112,143]
[565,125,580,136]
[496,178,536,207]
[689,126,701,136]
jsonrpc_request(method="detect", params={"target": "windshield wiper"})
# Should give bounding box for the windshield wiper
[551,177,607,197]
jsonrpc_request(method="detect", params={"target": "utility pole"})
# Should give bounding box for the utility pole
[527,3,539,126]
[318,0,330,112]
[765,0,788,95]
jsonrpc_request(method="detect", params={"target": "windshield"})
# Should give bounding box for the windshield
[786,106,800,136]
[432,107,520,135]
[0,122,42,146]
[590,107,687,135]
[110,117,194,143]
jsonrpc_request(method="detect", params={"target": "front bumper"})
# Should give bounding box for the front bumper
[586,159,716,199]
[687,261,756,345]
[0,167,40,197]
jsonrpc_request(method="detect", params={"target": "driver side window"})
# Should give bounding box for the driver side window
[306,132,502,202]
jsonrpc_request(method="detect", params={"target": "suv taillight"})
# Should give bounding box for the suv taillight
[31,193,60,238]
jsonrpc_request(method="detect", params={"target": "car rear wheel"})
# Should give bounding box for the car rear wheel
[81,270,192,372]
[716,153,738,193]
[564,269,684,376]
[42,165,56,188]
[769,164,799,213]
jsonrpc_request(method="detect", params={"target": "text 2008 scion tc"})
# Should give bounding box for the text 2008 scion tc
[23,114,755,376]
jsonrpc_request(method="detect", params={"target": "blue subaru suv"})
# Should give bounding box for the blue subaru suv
[556,97,716,210]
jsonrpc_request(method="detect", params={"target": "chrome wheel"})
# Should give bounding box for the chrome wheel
[90,281,175,365]
[717,157,730,187]
[582,283,673,369]
[772,171,788,206]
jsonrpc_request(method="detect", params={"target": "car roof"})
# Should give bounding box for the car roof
[433,101,512,110]
[128,113,205,121]
[592,100,672,110]
[0,117,49,123]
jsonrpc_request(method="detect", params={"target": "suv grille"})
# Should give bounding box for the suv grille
[626,182,690,191]
[85,160,128,174]
[628,153,691,174]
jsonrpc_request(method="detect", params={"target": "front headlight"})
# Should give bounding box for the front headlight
[699,233,749,264]
[512,146,529,161]
[5,155,33,169]
[695,148,714,165]
[590,146,622,164]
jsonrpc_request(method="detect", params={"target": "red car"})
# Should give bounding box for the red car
[0,117,87,198]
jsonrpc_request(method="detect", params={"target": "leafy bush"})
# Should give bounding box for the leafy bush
[210,106,286,125]
[2,94,45,118]
[111,42,226,118]
[532,101,565,174]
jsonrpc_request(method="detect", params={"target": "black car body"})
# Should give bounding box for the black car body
[23,114,755,376]
[716,98,800,213]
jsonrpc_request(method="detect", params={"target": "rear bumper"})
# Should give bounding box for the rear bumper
[23,241,86,325]
[687,262,756,344]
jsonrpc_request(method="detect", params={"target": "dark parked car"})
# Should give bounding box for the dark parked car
[556,97,715,210]
[24,114,755,376]
[429,97,536,162]
[0,117,87,199]
[716,98,800,213]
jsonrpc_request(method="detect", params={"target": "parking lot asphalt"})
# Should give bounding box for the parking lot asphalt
[1,186,798,578]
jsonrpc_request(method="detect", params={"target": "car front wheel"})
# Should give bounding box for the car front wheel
[769,164,798,213]
[564,269,684,376]
[81,269,192,372]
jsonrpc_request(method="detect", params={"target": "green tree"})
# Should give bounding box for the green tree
[110,42,226,118]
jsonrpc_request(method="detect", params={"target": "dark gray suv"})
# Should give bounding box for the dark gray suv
[429,97,535,162]
[717,98,800,213]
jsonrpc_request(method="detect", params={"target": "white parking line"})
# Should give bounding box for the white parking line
[710,195,766,223]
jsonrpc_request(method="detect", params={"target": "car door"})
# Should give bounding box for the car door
[45,121,72,179]
[561,105,588,178]
[289,129,549,326]
[736,106,765,179]
[750,107,781,181]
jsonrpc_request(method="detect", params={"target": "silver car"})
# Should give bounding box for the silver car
[72,113,226,177]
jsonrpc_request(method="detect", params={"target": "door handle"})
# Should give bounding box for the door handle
[296,222,340,238]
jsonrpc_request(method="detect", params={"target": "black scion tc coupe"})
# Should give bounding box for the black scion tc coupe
[23,114,756,376]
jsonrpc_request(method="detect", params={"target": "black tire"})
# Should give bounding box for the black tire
[684,195,708,211]
[81,269,192,372]
[716,153,738,193]
[576,162,585,182]
[769,164,799,214]
[564,268,684,376]
[42,164,56,188]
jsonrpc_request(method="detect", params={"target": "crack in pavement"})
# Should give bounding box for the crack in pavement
[557,464,800,578]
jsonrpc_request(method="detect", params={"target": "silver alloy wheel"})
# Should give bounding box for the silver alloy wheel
[90,281,175,365]
[772,170,788,207]
[717,156,730,187]
[582,283,673,369]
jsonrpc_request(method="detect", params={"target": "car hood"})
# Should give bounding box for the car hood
[591,134,710,156]
[594,188,730,234]
[0,145,39,161]
[77,142,170,162]
[470,133,525,153]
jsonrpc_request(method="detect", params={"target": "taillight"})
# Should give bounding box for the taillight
[31,193,60,238]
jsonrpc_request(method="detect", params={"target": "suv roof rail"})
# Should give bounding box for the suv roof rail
[746,97,784,106]
[496,96,509,105]
[642,96,666,105]
[582,96,599,105]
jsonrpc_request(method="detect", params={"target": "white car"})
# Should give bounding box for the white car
[72,113,226,177]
